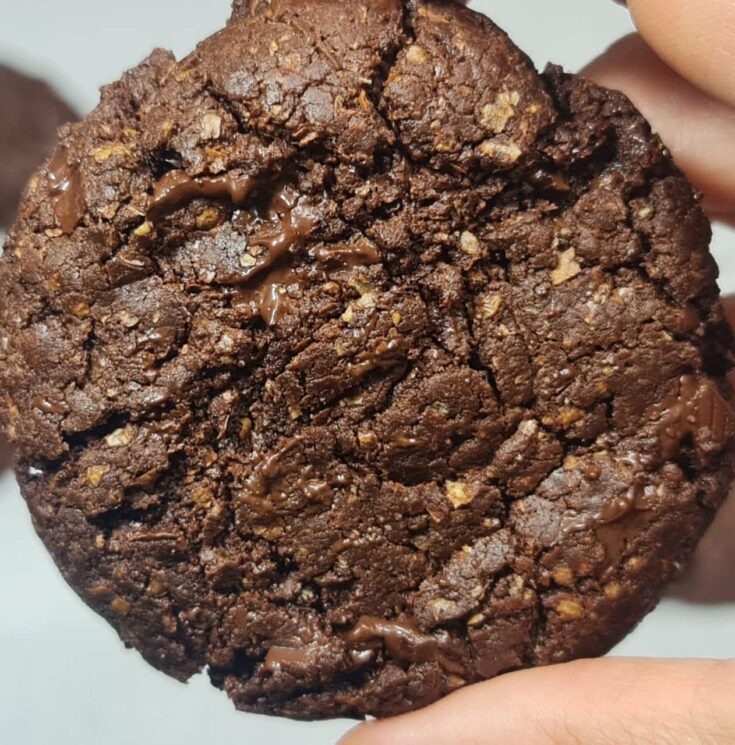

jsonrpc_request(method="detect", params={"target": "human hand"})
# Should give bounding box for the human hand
[340,658,735,744]
[340,2,735,742]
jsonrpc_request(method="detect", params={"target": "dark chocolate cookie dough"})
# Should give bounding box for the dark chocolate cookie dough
[0,0,733,721]
[0,64,75,228]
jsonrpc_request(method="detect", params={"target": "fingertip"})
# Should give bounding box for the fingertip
[581,32,644,77]
[336,718,423,745]
[581,34,735,222]
[627,0,735,109]
[336,722,368,745]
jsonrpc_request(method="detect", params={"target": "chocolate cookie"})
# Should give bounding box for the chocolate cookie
[0,64,76,228]
[1,0,733,721]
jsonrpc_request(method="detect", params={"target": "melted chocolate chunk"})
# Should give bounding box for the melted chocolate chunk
[263,645,312,673]
[47,147,86,235]
[652,375,735,460]
[344,616,465,675]
[148,170,255,221]
[235,263,306,326]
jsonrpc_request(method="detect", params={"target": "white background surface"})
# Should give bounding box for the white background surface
[0,2,733,744]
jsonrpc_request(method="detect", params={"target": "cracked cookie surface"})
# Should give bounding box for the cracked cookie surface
[1,0,734,721]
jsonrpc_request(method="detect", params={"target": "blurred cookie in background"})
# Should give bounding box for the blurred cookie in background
[0,63,74,466]
[0,434,11,471]
[0,63,76,228]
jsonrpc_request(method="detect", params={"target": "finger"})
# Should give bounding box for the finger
[583,34,735,223]
[338,659,735,745]
[627,0,735,110]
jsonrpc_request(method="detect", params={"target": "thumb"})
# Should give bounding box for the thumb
[626,0,735,110]
[338,658,735,745]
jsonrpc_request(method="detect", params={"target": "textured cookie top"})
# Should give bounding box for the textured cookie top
[0,64,76,228]
[1,0,734,721]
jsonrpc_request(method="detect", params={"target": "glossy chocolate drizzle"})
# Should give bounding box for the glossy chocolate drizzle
[148,171,382,327]
[598,487,639,525]
[148,171,320,326]
[236,263,305,327]
[235,191,382,326]
[148,170,256,221]
[234,185,321,326]
[48,147,85,235]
